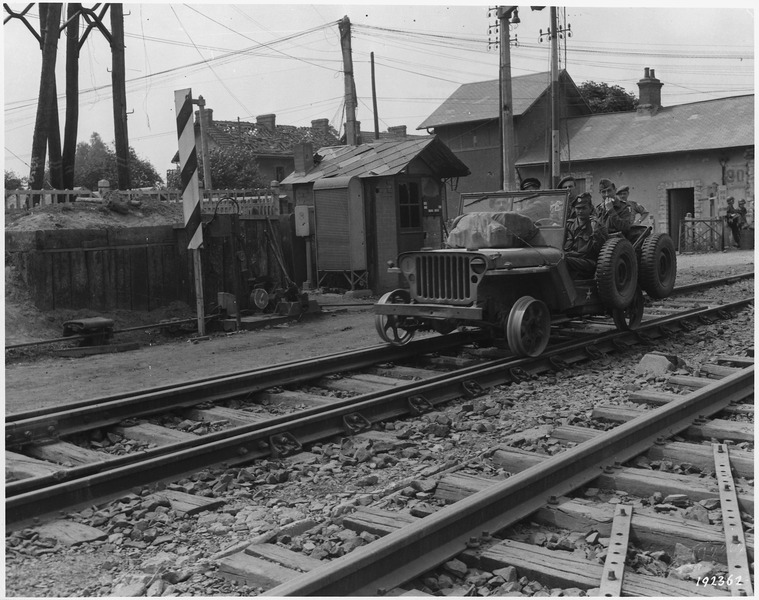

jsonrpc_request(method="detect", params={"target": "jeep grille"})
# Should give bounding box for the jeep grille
[413,254,475,304]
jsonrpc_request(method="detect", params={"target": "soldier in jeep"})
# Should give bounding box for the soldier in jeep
[564,192,608,278]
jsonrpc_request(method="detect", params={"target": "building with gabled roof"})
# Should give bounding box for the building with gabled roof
[417,70,591,214]
[515,69,754,243]
[282,134,470,293]
[174,110,342,185]
[419,67,755,247]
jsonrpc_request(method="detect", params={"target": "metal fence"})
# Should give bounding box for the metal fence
[678,217,723,252]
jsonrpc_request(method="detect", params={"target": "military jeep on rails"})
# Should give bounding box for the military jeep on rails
[374,189,677,357]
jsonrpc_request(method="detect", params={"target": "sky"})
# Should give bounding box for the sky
[2,2,756,184]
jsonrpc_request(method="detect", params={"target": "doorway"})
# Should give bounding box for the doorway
[667,188,695,243]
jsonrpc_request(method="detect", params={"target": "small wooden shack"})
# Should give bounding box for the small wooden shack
[282,136,470,293]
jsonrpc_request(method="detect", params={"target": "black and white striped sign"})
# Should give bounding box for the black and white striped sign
[174,88,203,249]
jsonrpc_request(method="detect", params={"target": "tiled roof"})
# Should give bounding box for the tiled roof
[417,71,560,130]
[207,120,341,157]
[516,94,755,165]
[282,136,470,185]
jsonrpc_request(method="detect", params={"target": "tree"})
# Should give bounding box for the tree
[5,170,28,190]
[73,132,163,190]
[202,145,265,190]
[578,81,638,114]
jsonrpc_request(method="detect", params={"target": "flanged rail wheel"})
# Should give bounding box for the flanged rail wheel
[612,287,644,331]
[639,233,677,298]
[506,296,551,357]
[596,237,638,309]
[375,289,415,345]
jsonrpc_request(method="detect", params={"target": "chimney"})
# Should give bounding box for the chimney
[256,113,276,132]
[388,125,407,137]
[293,142,314,175]
[194,108,213,128]
[637,67,663,116]
[311,118,330,136]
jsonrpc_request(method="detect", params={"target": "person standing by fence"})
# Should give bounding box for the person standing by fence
[725,196,742,248]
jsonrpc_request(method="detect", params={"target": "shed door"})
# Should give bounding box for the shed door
[398,180,424,253]
[313,178,366,271]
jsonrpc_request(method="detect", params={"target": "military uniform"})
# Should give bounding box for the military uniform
[564,194,609,278]
[594,199,634,236]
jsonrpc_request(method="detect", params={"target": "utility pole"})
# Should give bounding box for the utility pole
[194,96,213,192]
[338,16,359,145]
[62,3,81,191]
[371,52,379,140]
[549,7,560,188]
[26,3,62,197]
[496,6,519,191]
[110,4,130,190]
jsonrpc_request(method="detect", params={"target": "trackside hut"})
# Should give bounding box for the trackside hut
[281,137,470,293]
[516,69,755,242]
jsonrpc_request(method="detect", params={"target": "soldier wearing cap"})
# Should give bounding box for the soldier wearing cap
[725,197,742,247]
[737,199,749,229]
[520,177,541,191]
[557,175,578,202]
[616,185,649,224]
[564,192,608,278]
[595,178,633,236]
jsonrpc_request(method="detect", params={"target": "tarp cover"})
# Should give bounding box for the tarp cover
[447,212,539,249]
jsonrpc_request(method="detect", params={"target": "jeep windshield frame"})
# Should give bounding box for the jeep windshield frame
[459,189,570,226]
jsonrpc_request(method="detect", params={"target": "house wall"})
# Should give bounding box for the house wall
[519,147,754,239]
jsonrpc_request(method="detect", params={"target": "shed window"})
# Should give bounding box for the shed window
[399,181,421,229]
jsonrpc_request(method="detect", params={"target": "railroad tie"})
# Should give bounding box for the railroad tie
[713,443,753,597]
[599,503,633,597]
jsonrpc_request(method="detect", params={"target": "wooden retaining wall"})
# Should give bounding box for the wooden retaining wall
[5,214,303,313]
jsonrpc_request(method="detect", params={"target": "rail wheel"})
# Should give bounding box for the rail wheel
[639,233,677,298]
[375,289,415,345]
[506,296,551,357]
[596,237,638,309]
[612,287,644,331]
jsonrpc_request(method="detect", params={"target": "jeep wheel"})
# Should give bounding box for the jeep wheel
[506,296,551,357]
[640,233,676,298]
[375,289,415,345]
[596,237,638,309]
[612,287,644,331]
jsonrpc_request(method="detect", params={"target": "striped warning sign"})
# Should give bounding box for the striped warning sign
[174,88,203,249]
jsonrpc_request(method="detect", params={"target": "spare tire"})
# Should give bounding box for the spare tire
[639,233,677,298]
[596,237,638,309]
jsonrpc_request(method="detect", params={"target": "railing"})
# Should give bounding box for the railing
[201,188,280,216]
[5,186,282,215]
[678,217,723,252]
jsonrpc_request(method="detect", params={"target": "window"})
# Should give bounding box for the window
[398,181,421,229]
[275,166,285,182]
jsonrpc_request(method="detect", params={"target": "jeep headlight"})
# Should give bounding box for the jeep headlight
[469,256,487,275]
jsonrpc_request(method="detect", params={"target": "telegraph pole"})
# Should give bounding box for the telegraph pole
[496,6,519,191]
[371,52,379,140]
[62,3,81,190]
[194,96,214,191]
[26,3,62,196]
[110,4,130,190]
[549,7,560,188]
[338,16,359,145]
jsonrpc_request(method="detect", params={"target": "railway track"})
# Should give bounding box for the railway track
[261,358,753,597]
[5,275,754,596]
[5,281,752,513]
